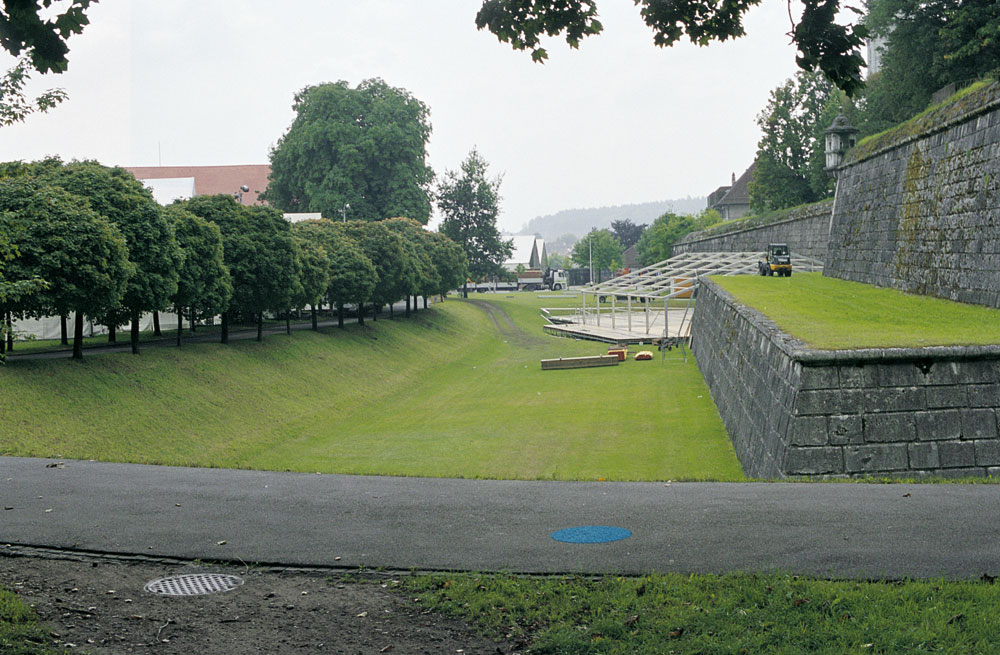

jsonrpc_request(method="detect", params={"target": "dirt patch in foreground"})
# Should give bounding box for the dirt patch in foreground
[1,548,518,654]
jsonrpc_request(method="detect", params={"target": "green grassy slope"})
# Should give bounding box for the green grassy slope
[0,294,742,481]
[714,273,1000,350]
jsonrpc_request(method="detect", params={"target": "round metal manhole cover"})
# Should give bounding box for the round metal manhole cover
[144,573,244,597]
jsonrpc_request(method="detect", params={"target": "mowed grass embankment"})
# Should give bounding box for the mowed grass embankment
[715,272,1000,350]
[1,293,742,481]
[402,571,1000,654]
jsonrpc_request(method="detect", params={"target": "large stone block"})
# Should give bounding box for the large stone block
[914,409,963,441]
[787,416,829,446]
[783,446,844,475]
[961,408,998,440]
[908,442,940,469]
[829,414,864,445]
[938,440,977,467]
[926,385,968,409]
[864,387,927,413]
[844,444,909,473]
[864,413,916,442]
[974,439,1000,467]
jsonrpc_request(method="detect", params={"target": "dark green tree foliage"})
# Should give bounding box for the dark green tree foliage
[291,219,377,328]
[342,219,408,320]
[749,70,835,212]
[0,178,133,359]
[570,228,623,281]
[610,218,646,250]
[635,210,718,266]
[0,0,94,73]
[383,217,436,315]
[267,78,434,223]
[437,149,512,294]
[0,54,66,126]
[44,161,182,354]
[861,0,1000,134]
[426,231,468,298]
[291,235,329,330]
[164,205,232,344]
[476,0,867,95]
[180,195,298,342]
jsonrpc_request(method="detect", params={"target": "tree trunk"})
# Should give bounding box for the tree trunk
[73,312,84,360]
[405,296,411,317]
[338,304,345,328]
[285,310,291,336]
[108,323,117,343]
[357,302,364,326]
[60,314,68,345]
[463,281,468,299]
[221,312,229,344]
[372,304,378,322]
[423,296,428,309]
[311,304,318,331]
[5,311,12,351]
[153,311,162,336]
[389,303,394,319]
[190,309,197,333]
[177,306,183,347]
[0,310,6,357]
[130,308,141,355]
[257,312,264,342]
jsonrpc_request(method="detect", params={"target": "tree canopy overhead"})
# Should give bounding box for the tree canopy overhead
[267,78,435,224]
[476,0,868,95]
[0,0,94,74]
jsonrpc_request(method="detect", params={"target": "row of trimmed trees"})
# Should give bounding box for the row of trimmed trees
[0,160,467,360]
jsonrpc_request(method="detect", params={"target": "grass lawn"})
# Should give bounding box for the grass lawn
[402,571,1000,654]
[0,587,56,654]
[0,293,742,481]
[714,273,1000,350]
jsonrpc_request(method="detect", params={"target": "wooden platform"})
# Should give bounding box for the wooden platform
[542,309,693,345]
[540,355,620,370]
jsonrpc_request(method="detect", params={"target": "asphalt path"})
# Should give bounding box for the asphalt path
[2,456,999,580]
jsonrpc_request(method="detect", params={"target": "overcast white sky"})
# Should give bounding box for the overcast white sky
[0,1,811,232]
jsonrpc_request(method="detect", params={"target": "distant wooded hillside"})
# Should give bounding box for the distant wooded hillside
[517,197,707,242]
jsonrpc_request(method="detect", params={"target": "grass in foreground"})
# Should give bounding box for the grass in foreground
[713,273,1000,350]
[0,293,741,481]
[401,572,1000,654]
[0,587,56,655]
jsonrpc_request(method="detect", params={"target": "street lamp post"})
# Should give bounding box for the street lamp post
[233,184,250,204]
[341,203,350,222]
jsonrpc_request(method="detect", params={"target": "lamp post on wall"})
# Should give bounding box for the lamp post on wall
[824,114,859,178]
[233,184,250,204]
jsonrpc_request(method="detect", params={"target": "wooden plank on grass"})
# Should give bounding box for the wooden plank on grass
[541,355,620,370]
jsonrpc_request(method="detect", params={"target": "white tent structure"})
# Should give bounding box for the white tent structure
[542,251,823,344]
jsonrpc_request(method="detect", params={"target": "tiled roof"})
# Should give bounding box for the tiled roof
[125,164,271,205]
[713,162,756,208]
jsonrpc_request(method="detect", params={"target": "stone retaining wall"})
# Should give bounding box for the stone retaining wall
[825,82,1000,308]
[673,200,832,261]
[693,278,1000,478]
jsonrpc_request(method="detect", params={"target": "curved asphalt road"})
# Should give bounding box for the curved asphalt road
[2,456,999,580]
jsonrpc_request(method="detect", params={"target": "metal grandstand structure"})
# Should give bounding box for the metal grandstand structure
[541,251,824,344]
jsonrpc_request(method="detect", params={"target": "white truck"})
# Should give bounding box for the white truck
[518,268,568,291]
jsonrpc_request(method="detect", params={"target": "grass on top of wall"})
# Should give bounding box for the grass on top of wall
[0,293,742,482]
[713,273,1000,350]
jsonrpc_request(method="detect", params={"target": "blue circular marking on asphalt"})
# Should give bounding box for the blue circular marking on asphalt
[552,526,632,544]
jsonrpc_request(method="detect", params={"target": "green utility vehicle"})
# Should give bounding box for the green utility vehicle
[758,243,792,277]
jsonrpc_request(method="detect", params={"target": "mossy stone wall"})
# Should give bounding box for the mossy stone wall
[825,83,1000,307]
